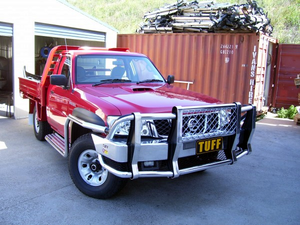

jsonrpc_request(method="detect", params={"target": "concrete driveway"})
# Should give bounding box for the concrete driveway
[0,113,299,225]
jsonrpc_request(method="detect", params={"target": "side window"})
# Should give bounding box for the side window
[62,63,70,79]
[58,56,71,87]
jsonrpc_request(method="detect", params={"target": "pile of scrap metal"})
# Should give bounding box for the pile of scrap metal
[136,0,273,35]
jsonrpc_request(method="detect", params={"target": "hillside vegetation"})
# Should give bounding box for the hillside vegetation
[67,0,300,44]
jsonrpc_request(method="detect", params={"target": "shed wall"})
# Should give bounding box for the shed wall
[118,33,259,106]
[0,0,118,118]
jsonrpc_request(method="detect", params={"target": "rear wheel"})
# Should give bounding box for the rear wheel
[69,134,128,199]
[33,107,52,141]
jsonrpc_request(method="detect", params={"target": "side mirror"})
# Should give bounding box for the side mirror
[166,75,175,84]
[50,75,68,87]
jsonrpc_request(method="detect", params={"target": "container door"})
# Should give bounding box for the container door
[253,35,277,112]
[271,44,300,109]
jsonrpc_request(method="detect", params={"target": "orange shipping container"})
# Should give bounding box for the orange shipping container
[117,33,277,111]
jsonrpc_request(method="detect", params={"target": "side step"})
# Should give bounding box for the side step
[45,133,67,157]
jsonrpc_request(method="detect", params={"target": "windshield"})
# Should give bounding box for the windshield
[75,55,165,85]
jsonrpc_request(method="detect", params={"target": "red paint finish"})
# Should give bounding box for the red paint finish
[79,83,220,116]
[19,45,221,136]
[272,44,300,108]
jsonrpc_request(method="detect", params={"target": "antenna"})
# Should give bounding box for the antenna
[64,38,68,51]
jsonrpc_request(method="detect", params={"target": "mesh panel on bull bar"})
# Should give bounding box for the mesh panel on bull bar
[179,104,238,142]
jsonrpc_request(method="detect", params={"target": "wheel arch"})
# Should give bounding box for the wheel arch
[69,107,106,144]
[70,121,92,145]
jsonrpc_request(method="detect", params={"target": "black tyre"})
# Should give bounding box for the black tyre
[68,134,128,199]
[33,107,52,141]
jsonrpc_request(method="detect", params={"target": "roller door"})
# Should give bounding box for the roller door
[0,22,13,36]
[35,23,105,42]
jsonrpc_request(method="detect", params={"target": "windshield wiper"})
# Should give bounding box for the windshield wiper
[137,79,164,84]
[93,79,132,87]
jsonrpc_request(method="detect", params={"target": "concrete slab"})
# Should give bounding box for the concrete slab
[0,114,299,225]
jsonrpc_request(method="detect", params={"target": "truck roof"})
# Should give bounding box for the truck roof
[68,49,146,57]
[53,45,146,57]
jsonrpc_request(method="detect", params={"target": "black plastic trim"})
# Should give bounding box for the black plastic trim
[72,108,105,126]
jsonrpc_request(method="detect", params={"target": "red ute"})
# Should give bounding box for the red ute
[20,46,256,199]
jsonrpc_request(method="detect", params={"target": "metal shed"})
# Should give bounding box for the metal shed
[0,0,118,119]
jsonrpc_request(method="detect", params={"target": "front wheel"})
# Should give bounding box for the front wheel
[68,134,128,199]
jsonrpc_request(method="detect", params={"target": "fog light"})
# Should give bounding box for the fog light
[143,161,155,167]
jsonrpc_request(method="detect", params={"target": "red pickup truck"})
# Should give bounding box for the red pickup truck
[19,45,255,199]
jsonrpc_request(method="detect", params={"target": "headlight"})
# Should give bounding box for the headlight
[107,116,131,136]
[219,109,231,127]
[107,116,158,137]
[107,116,119,127]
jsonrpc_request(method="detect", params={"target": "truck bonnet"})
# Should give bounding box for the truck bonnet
[78,83,221,115]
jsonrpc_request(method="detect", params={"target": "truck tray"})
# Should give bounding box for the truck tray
[19,77,40,101]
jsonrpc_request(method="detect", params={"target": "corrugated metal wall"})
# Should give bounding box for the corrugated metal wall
[118,33,260,107]
[0,22,13,37]
[272,44,300,108]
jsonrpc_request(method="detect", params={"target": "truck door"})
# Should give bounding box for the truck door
[47,56,72,136]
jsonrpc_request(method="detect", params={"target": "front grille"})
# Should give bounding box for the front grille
[181,106,237,142]
[154,119,171,136]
